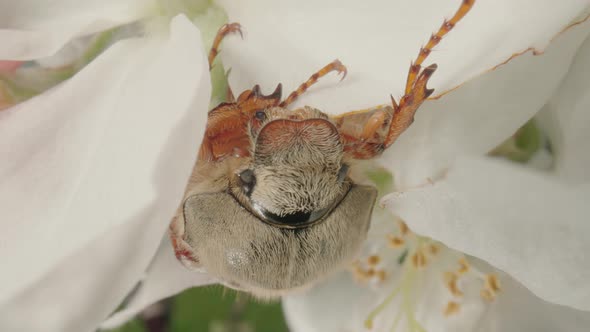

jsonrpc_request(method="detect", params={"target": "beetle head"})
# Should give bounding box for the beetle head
[232,107,349,228]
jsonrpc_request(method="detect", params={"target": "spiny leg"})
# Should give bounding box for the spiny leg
[208,23,242,69]
[405,0,475,94]
[337,1,475,160]
[384,64,437,147]
[381,0,475,149]
[208,23,242,102]
[279,59,347,108]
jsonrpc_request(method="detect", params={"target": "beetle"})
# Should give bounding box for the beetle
[170,0,475,297]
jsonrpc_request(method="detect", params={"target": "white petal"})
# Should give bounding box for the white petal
[218,0,589,111]
[283,273,365,332]
[100,237,216,329]
[383,156,590,310]
[1,210,176,332]
[0,0,155,60]
[478,269,590,332]
[0,14,210,332]
[536,34,590,183]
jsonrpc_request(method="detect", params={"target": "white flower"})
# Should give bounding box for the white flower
[0,1,225,331]
[208,0,590,331]
[3,0,590,331]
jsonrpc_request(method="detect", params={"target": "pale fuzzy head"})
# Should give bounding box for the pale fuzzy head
[238,106,348,220]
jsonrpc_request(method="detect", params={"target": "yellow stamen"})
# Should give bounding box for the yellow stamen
[368,255,381,266]
[411,251,427,268]
[364,285,402,329]
[387,234,405,248]
[398,220,410,236]
[457,257,470,275]
[377,270,388,282]
[365,260,418,330]
[428,244,439,255]
[444,301,461,316]
[389,305,404,332]
[485,274,501,293]
[353,265,370,281]
[443,272,463,297]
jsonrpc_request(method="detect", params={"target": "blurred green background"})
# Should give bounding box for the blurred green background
[109,286,289,332]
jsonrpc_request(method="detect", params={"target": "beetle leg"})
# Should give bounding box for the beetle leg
[337,0,475,159]
[382,0,474,148]
[279,59,347,108]
[209,23,243,102]
[382,63,437,147]
[169,210,201,268]
[333,105,394,159]
[404,0,475,95]
[208,22,243,69]
[199,84,282,162]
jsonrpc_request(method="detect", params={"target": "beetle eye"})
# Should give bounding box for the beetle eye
[238,169,256,196]
[254,110,266,121]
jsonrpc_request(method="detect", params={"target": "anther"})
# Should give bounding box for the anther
[429,244,439,255]
[411,251,427,268]
[367,255,381,266]
[457,257,470,275]
[387,234,405,248]
[485,274,501,293]
[444,272,463,297]
[398,220,409,236]
[444,301,461,316]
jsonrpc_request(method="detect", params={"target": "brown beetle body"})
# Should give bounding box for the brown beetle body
[170,0,475,297]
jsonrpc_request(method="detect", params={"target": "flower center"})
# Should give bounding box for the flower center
[353,217,502,331]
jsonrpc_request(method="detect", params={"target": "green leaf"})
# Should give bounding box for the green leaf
[169,286,288,332]
[104,319,146,332]
[490,119,542,163]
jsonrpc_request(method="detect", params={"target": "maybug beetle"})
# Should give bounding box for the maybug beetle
[170,0,475,297]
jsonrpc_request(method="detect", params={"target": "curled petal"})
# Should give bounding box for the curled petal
[384,33,590,310]
[383,156,590,311]
[382,21,589,188]
[536,34,590,183]
[479,269,590,332]
[0,14,210,331]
